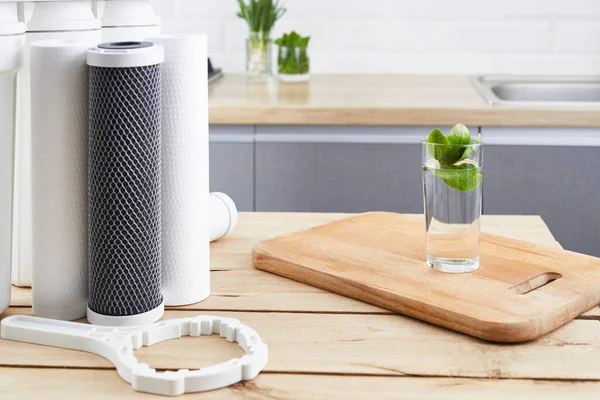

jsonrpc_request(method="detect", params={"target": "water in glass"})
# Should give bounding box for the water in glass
[422,160,482,273]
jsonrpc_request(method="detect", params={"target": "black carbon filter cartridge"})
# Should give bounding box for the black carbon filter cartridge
[86,41,164,326]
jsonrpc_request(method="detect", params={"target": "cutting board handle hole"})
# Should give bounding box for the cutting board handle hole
[507,272,562,295]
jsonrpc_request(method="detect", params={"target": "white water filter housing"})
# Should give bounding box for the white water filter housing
[12,0,101,287]
[209,192,238,242]
[148,34,209,307]
[0,2,24,314]
[30,40,90,321]
[97,0,160,42]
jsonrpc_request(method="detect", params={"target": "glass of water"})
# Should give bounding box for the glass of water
[421,136,483,273]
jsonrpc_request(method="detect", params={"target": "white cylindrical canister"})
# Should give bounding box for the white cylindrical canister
[87,41,164,326]
[100,0,161,42]
[209,192,238,242]
[13,0,101,288]
[30,40,90,321]
[0,2,24,315]
[147,34,209,306]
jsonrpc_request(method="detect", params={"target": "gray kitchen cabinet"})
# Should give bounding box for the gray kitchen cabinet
[254,126,453,213]
[481,127,600,256]
[209,125,254,211]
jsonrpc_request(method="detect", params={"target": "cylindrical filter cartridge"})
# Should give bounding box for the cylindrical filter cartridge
[99,0,161,42]
[147,34,209,306]
[0,2,24,314]
[13,1,101,288]
[209,192,238,242]
[30,40,90,321]
[87,41,164,326]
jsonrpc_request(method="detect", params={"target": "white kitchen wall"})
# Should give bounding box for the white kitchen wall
[152,0,600,75]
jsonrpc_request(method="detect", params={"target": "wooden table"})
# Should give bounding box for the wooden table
[2,213,600,399]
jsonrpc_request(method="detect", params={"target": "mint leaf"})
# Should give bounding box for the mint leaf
[448,124,470,145]
[425,125,482,191]
[427,128,466,166]
[459,132,482,162]
[427,128,448,145]
[427,129,451,164]
[445,124,470,162]
[427,126,480,165]
[432,163,482,192]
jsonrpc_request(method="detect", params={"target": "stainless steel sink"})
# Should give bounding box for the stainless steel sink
[469,75,600,106]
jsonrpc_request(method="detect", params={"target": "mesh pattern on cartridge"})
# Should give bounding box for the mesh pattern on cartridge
[87,64,163,316]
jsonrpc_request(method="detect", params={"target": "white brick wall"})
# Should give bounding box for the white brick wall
[153,0,600,74]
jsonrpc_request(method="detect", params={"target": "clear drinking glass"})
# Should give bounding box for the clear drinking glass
[421,137,483,273]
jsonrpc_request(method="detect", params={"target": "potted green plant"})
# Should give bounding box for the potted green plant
[275,31,310,82]
[236,0,286,81]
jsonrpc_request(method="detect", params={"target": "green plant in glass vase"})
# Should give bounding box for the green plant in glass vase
[237,0,286,80]
[275,31,310,81]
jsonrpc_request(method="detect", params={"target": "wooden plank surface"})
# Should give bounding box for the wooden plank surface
[10,271,386,313]
[12,272,599,317]
[3,309,600,380]
[3,368,600,400]
[10,213,565,315]
[13,212,599,318]
[253,212,600,342]
[208,74,600,127]
[206,213,561,273]
[3,212,597,399]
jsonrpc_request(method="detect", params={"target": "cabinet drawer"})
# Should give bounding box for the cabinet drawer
[255,126,450,213]
[209,125,254,211]
[481,127,600,256]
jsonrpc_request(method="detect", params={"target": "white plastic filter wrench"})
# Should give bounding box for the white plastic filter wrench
[0,315,268,396]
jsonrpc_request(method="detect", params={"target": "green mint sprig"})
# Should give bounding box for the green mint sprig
[426,124,482,192]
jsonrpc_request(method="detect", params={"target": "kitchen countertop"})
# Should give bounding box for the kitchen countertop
[3,212,600,399]
[209,74,600,127]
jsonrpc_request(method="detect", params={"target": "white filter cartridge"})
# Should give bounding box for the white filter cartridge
[30,40,90,321]
[13,0,101,288]
[0,2,24,314]
[209,192,238,242]
[147,34,210,307]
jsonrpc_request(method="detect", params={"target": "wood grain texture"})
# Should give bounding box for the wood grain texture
[9,213,566,316]
[580,306,600,318]
[213,213,560,271]
[3,309,600,381]
[208,74,600,127]
[4,212,595,399]
[253,212,600,342]
[16,280,600,317]
[9,213,561,313]
[2,368,600,400]
[10,270,386,313]
[13,278,598,318]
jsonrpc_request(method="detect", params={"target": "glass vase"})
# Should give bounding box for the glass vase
[246,32,272,82]
[421,138,483,273]
[277,45,310,82]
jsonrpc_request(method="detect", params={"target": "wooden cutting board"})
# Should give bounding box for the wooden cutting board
[252,212,600,343]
